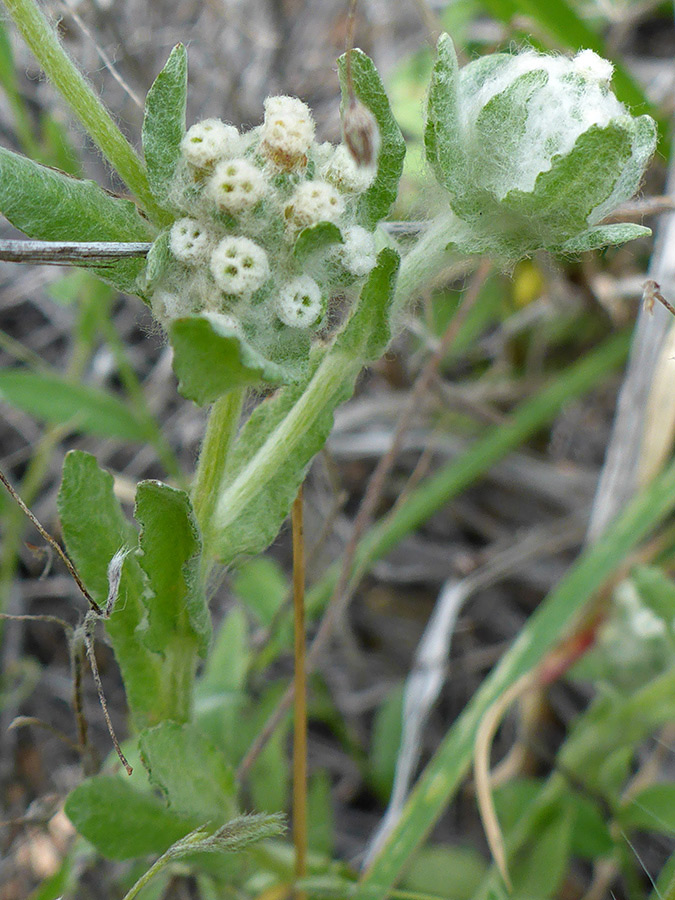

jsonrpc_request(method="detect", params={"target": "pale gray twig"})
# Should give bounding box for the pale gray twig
[0,240,151,264]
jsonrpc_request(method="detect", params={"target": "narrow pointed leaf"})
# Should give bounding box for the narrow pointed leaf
[560,223,651,254]
[425,33,463,193]
[337,49,406,229]
[142,44,187,205]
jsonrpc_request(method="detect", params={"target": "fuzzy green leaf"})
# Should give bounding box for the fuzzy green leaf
[337,49,406,229]
[135,480,211,658]
[503,123,633,246]
[139,722,236,824]
[0,369,150,441]
[143,44,187,205]
[335,248,400,362]
[57,451,164,726]
[560,223,651,254]
[170,313,293,406]
[143,229,171,292]
[293,221,343,262]
[64,775,192,861]
[425,33,463,194]
[0,147,153,292]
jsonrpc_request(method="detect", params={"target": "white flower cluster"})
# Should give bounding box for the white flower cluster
[150,94,380,351]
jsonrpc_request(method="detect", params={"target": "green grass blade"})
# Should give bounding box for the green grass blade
[359,455,675,898]
[307,331,629,617]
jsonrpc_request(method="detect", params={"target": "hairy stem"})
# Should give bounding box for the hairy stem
[1,0,167,224]
[193,389,245,547]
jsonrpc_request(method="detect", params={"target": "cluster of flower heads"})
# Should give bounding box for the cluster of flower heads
[151,95,378,360]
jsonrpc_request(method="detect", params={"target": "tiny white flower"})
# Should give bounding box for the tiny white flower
[323,144,376,193]
[210,236,269,296]
[169,217,215,265]
[261,95,315,170]
[207,158,266,213]
[181,119,242,168]
[285,180,344,230]
[276,275,323,328]
[341,225,377,276]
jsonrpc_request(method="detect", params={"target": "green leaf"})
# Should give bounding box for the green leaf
[64,775,192,861]
[0,369,150,441]
[335,248,400,362]
[142,44,187,206]
[143,229,172,292]
[619,784,675,835]
[294,222,343,263]
[401,845,486,900]
[560,223,651,254]
[337,49,406,229]
[510,805,573,899]
[135,480,211,659]
[307,770,334,857]
[232,558,288,627]
[0,147,154,292]
[369,684,404,802]
[57,452,164,726]
[503,123,633,246]
[425,33,464,195]
[170,313,293,406]
[139,722,236,824]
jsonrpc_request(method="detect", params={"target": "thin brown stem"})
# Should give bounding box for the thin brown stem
[0,239,151,264]
[292,486,308,900]
[0,467,102,614]
[83,616,132,774]
[237,261,492,779]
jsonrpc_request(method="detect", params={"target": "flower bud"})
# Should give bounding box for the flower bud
[260,95,315,171]
[169,218,215,265]
[275,275,323,328]
[425,35,657,257]
[210,236,269,296]
[207,159,266,213]
[181,119,242,169]
[284,180,344,231]
[342,98,381,170]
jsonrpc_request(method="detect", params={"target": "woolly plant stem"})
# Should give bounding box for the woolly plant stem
[213,352,359,536]
[193,388,245,548]
[1,0,167,224]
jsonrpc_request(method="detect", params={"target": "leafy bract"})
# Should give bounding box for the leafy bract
[143,229,171,292]
[135,480,210,658]
[0,147,154,292]
[293,221,343,263]
[170,314,293,406]
[139,722,236,824]
[424,33,463,194]
[0,369,150,441]
[64,775,192,861]
[560,223,651,254]
[57,451,163,726]
[335,248,400,362]
[143,44,187,206]
[337,50,406,230]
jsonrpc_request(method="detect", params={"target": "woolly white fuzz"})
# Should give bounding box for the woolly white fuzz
[261,95,315,168]
[181,119,242,168]
[340,226,377,276]
[210,236,269,296]
[275,276,323,328]
[323,145,376,193]
[207,159,266,213]
[285,180,344,230]
[169,218,215,265]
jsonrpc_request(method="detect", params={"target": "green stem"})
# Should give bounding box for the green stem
[1,0,168,225]
[193,388,245,548]
[213,353,359,537]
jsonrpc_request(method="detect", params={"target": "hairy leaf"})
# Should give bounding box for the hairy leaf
[170,314,293,405]
[143,44,187,205]
[57,451,163,726]
[139,722,236,824]
[337,49,406,229]
[0,147,153,292]
[64,775,192,860]
[560,223,651,254]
